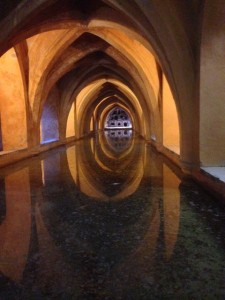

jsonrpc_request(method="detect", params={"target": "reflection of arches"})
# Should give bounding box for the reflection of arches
[67,135,145,201]
[40,142,157,279]
[98,131,135,161]
[104,106,132,129]
[104,129,133,153]
[38,137,182,295]
[0,169,31,282]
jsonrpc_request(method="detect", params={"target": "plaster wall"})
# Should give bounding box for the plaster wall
[0,48,27,150]
[27,28,80,115]
[162,75,180,154]
[40,87,59,144]
[66,103,75,138]
[200,0,225,166]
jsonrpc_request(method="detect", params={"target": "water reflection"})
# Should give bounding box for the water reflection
[0,134,224,299]
[104,129,133,153]
[66,131,143,200]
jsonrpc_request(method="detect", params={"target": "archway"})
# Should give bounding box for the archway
[0,0,195,173]
[104,106,132,129]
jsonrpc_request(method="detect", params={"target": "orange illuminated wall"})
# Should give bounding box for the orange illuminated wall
[0,48,27,150]
[162,75,180,154]
[66,102,75,138]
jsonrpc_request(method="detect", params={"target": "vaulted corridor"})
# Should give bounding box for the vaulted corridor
[0,1,224,193]
[0,0,225,298]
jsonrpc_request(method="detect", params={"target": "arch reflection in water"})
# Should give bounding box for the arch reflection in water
[67,131,143,201]
[0,136,224,298]
[39,135,179,297]
[104,129,133,153]
[0,169,31,283]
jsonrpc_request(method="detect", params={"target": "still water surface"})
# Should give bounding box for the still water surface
[0,131,225,299]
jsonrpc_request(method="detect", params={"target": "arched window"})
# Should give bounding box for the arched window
[104,107,132,129]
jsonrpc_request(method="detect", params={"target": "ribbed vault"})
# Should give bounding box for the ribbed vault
[0,0,201,172]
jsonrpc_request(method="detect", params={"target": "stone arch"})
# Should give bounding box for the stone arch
[58,63,149,140]
[103,105,133,129]
[29,28,158,142]
[75,79,144,138]
[97,99,136,132]
[0,0,197,172]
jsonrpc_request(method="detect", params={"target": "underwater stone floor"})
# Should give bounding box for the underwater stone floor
[0,132,225,299]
